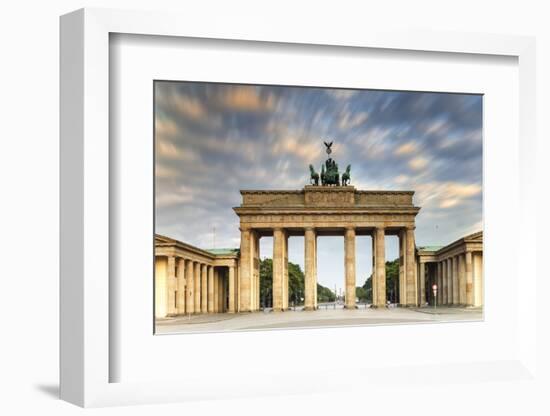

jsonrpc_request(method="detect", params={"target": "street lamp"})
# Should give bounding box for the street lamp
[432,284,438,310]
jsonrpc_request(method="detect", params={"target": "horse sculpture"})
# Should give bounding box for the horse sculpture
[309,164,319,186]
[342,164,351,186]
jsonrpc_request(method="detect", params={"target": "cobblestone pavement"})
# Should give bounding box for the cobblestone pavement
[155,306,483,334]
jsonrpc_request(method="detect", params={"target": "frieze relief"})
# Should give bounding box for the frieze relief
[242,192,304,206]
[355,192,413,206]
[240,213,416,225]
[305,190,354,206]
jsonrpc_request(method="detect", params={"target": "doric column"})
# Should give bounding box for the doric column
[253,232,260,311]
[228,265,236,313]
[344,227,357,309]
[218,269,224,312]
[194,262,201,313]
[282,232,289,310]
[398,230,406,305]
[442,259,447,304]
[473,253,483,307]
[441,259,450,305]
[166,256,177,316]
[272,228,284,312]
[436,261,443,305]
[458,254,466,305]
[213,268,219,313]
[185,260,194,314]
[452,256,459,305]
[304,227,317,311]
[313,233,318,307]
[446,258,453,305]
[441,259,447,304]
[465,251,473,306]
[207,265,214,313]
[405,227,417,306]
[235,266,240,312]
[419,261,426,306]
[239,229,253,312]
[447,257,454,305]
[201,264,208,313]
[154,257,168,318]
[373,227,386,307]
[177,258,186,314]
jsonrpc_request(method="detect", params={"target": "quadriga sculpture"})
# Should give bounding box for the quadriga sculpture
[308,140,351,187]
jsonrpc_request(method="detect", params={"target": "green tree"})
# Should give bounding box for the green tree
[356,285,369,303]
[288,261,305,305]
[317,284,336,302]
[357,258,400,304]
[259,258,273,307]
[259,258,334,307]
[385,258,399,303]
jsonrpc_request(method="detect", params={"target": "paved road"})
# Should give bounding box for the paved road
[155,306,483,334]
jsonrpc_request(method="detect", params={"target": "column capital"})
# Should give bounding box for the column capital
[405,225,416,231]
[304,226,315,232]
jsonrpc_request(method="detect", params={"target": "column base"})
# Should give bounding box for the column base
[371,304,387,309]
[344,304,358,309]
[303,306,317,311]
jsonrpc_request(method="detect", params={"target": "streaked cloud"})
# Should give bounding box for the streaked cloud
[338,110,369,130]
[215,85,276,112]
[327,89,358,101]
[394,142,418,156]
[408,156,429,171]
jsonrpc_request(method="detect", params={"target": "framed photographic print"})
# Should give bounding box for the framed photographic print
[60,7,537,408]
[152,80,484,336]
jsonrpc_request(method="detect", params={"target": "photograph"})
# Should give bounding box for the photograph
[153,81,484,334]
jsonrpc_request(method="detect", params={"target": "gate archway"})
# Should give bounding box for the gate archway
[234,185,420,312]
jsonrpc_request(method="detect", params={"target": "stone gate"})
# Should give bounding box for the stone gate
[233,185,421,312]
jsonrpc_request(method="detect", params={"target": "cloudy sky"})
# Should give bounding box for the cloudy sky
[155,81,482,291]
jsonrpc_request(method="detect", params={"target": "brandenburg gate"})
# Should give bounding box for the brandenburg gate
[234,185,421,312]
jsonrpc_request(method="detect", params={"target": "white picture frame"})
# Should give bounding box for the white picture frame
[60,8,537,407]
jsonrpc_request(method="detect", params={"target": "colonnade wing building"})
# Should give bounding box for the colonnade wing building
[417,231,484,308]
[154,186,484,318]
[154,235,239,318]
